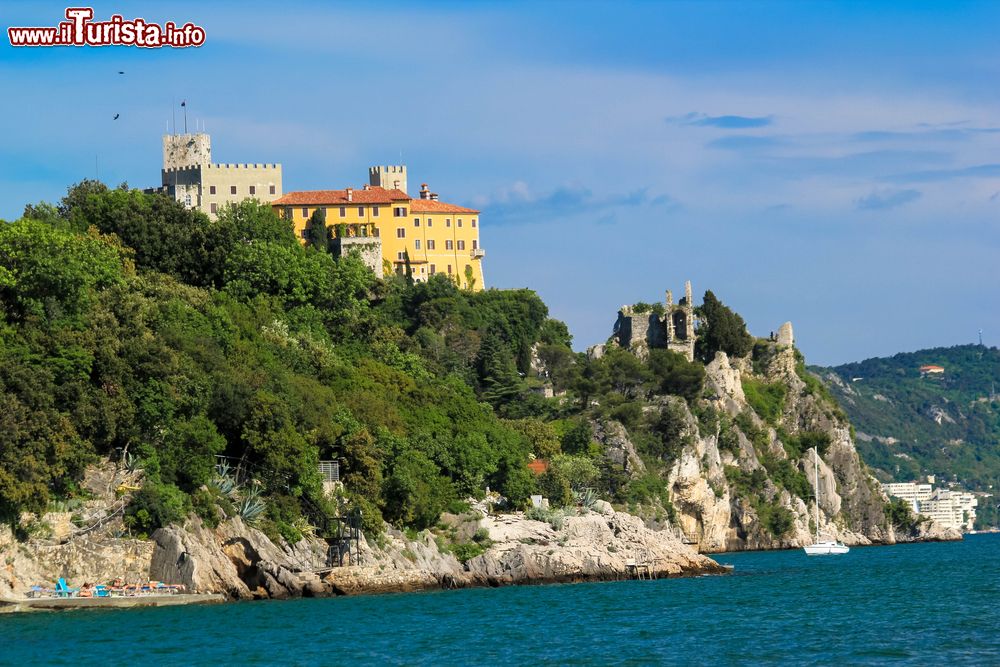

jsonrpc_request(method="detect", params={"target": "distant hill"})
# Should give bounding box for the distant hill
[812,345,1000,527]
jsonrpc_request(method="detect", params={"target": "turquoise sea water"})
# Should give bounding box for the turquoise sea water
[3,534,998,665]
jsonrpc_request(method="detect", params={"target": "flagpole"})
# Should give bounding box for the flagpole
[183,101,187,134]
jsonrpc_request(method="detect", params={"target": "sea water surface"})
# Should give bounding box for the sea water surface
[3,534,998,665]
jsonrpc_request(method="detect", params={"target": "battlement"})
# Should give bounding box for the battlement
[204,162,281,170]
[369,164,407,193]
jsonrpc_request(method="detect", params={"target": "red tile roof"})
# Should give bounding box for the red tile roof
[527,459,549,475]
[410,199,479,214]
[271,186,410,206]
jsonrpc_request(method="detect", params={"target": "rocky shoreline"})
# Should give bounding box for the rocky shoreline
[1,500,727,603]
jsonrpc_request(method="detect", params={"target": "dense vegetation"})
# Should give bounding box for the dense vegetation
[815,345,1000,528]
[0,181,733,542]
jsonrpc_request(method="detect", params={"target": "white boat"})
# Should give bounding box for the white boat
[803,447,849,556]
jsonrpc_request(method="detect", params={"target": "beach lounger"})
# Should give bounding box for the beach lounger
[55,578,79,598]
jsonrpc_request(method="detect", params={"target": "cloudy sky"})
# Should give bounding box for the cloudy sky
[2,1,998,365]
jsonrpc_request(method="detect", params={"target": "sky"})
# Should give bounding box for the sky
[1,1,998,365]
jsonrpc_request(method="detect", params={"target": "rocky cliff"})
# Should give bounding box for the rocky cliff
[590,328,962,552]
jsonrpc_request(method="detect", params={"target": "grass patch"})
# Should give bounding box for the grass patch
[742,377,787,425]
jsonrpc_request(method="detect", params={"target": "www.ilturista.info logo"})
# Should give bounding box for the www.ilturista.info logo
[8,7,206,48]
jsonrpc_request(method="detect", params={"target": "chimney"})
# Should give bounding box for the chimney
[420,183,430,200]
[346,187,353,202]
[363,184,371,190]
[430,192,439,201]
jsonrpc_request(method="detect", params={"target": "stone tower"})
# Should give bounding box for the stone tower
[162,133,211,170]
[368,165,408,194]
[665,280,696,360]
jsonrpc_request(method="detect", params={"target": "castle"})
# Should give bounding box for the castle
[148,132,283,219]
[612,281,697,361]
[271,165,486,290]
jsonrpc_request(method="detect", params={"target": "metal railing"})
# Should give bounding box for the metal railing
[318,460,340,483]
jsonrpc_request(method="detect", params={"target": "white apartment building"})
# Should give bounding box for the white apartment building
[882,481,978,531]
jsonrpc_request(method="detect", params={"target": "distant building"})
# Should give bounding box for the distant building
[883,481,978,531]
[920,364,945,376]
[147,132,282,220]
[271,166,485,289]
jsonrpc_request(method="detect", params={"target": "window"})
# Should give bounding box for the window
[230,185,237,195]
[458,219,463,228]
[427,240,435,250]
[396,228,405,238]
[184,194,192,207]
[446,218,451,227]
[429,264,436,275]
[457,240,465,250]
[414,218,420,227]
[210,202,218,214]
[414,239,421,250]
[397,251,406,260]
[472,219,477,228]
[373,227,380,237]
[358,206,365,216]
[209,185,216,195]
[284,206,292,220]
[302,207,309,218]
[321,207,328,217]
[269,185,276,195]
[472,239,478,249]
[447,264,452,275]
[372,206,379,217]
[426,217,433,227]
[339,207,346,218]
[445,240,453,250]
[393,206,407,217]
[249,185,256,195]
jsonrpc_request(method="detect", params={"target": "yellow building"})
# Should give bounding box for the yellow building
[271,167,485,289]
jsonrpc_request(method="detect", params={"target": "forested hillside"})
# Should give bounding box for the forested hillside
[0,181,732,544]
[814,345,1000,526]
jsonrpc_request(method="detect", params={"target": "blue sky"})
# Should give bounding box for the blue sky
[2,1,998,365]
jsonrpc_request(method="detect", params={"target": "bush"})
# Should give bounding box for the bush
[125,482,189,537]
[757,500,795,538]
[885,496,919,532]
[717,415,741,455]
[781,429,832,459]
[760,453,812,499]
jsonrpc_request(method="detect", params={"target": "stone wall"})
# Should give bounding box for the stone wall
[332,236,383,276]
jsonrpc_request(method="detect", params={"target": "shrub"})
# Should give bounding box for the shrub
[781,429,832,459]
[757,500,795,538]
[125,482,189,537]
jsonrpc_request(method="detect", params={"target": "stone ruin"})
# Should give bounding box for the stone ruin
[610,281,697,361]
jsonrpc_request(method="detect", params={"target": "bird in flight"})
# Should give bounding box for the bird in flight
[118,71,124,74]
[113,113,120,120]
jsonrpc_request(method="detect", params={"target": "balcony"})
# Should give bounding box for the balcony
[471,248,486,259]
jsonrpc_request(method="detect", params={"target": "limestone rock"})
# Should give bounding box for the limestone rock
[592,419,646,477]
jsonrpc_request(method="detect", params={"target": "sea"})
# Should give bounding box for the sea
[2,533,998,666]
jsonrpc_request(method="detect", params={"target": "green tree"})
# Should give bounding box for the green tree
[695,290,754,363]
[647,349,705,402]
[304,208,329,252]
